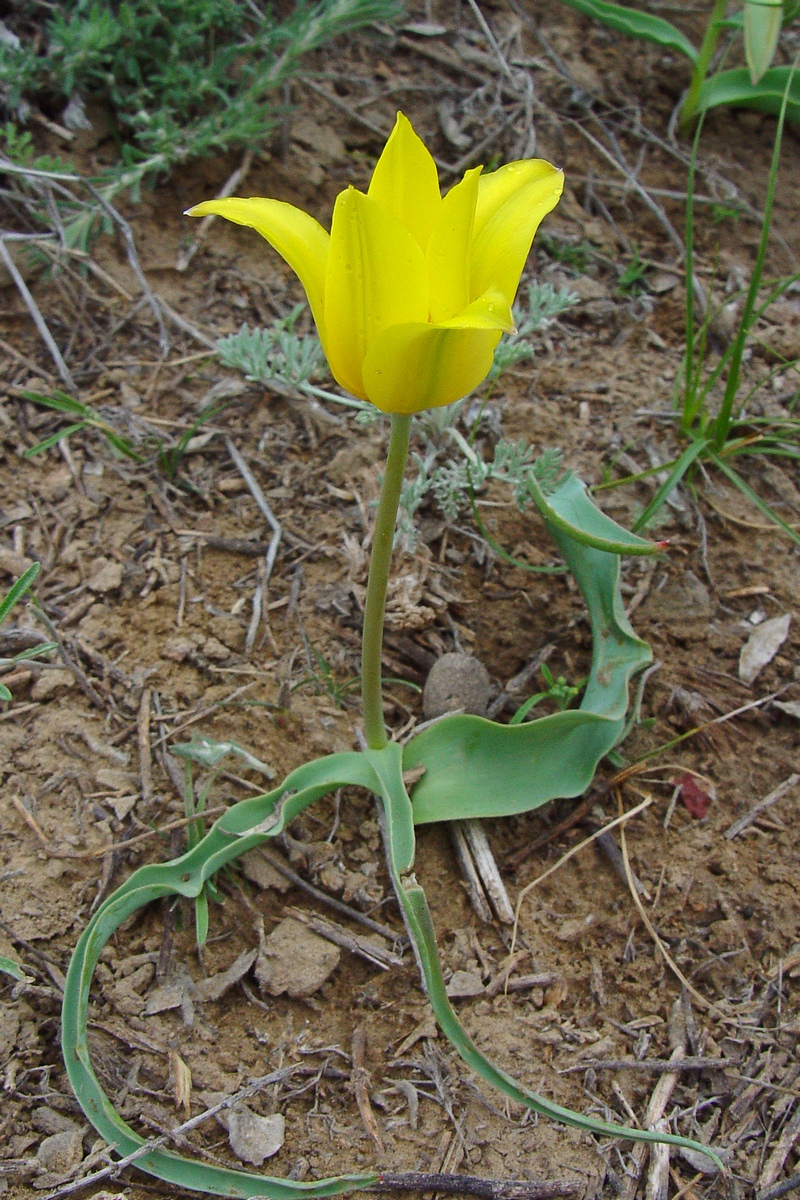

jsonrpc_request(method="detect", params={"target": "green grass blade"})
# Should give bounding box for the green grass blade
[101,428,145,462]
[681,111,707,432]
[711,59,797,448]
[0,954,30,982]
[9,642,58,663]
[0,561,41,623]
[558,0,697,60]
[468,483,566,574]
[709,452,800,546]
[21,389,87,415]
[508,692,548,724]
[195,890,209,948]
[23,423,87,457]
[631,439,708,531]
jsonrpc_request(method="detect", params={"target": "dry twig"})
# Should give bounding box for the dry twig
[0,237,76,389]
[352,1024,386,1157]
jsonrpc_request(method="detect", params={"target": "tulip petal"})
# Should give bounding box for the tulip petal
[442,287,513,332]
[361,290,511,415]
[427,167,481,324]
[368,112,442,253]
[324,187,428,398]
[187,197,329,341]
[470,161,564,304]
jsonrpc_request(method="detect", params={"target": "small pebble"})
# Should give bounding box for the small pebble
[36,1130,83,1175]
[423,653,492,720]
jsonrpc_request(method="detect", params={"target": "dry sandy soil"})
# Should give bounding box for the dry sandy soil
[1,2,799,1199]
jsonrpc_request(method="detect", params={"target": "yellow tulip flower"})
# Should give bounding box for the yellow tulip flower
[187,113,564,415]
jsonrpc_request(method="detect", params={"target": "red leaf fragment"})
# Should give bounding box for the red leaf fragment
[678,773,712,819]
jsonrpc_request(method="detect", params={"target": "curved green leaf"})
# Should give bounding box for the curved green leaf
[698,66,800,122]
[367,763,723,1171]
[391,878,723,1170]
[61,752,382,1200]
[405,479,651,822]
[529,473,662,555]
[558,0,697,61]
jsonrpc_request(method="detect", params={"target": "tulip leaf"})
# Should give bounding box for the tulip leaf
[528,472,662,555]
[404,479,651,823]
[698,66,800,122]
[62,751,383,1199]
[375,781,723,1173]
[558,0,698,61]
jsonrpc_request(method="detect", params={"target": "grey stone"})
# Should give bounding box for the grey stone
[423,653,491,720]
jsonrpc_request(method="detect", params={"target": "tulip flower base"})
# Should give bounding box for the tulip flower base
[62,475,722,1196]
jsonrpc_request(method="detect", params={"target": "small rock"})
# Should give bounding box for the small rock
[292,114,346,161]
[317,864,345,893]
[202,636,231,662]
[119,380,141,408]
[256,917,340,998]
[108,794,138,821]
[161,635,200,662]
[112,978,146,1018]
[224,1109,285,1166]
[31,1109,79,1136]
[446,970,485,999]
[0,546,35,577]
[95,767,135,792]
[709,300,740,346]
[576,1034,615,1059]
[36,1130,83,1174]
[678,1145,726,1176]
[87,559,123,593]
[568,275,608,302]
[423,653,492,720]
[145,965,196,1021]
[195,949,257,1003]
[739,613,791,685]
[239,849,291,893]
[556,914,595,942]
[649,271,680,294]
[201,1092,285,1166]
[31,669,75,701]
[646,569,712,627]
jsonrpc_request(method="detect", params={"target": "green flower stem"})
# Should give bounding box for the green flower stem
[361,412,412,750]
[679,0,728,129]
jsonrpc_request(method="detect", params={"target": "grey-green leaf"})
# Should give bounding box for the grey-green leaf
[698,66,800,122]
[558,0,697,61]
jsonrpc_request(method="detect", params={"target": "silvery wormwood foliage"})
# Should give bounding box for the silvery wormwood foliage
[217,283,577,546]
[217,306,326,387]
